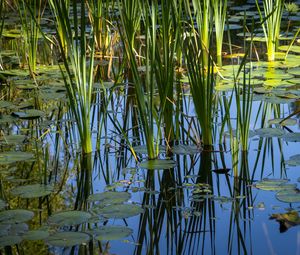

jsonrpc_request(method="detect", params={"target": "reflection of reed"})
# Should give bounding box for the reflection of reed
[228,152,254,255]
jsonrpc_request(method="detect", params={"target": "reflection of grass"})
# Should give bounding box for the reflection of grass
[256,0,284,61]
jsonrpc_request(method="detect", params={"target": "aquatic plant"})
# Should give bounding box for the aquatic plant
[256,0,285,61]
[212,0,227,66]
[185,0,212,68]
[49,0,95,154]
[87,0,115,56]
[184,36,215,146]
[17,0,44,76]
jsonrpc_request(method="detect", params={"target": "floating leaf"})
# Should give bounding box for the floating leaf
[254,179,295,191]
[133,145,166,154]
[171,144,201,155]
[11,184,54,198]
[139,159,176,170]
[276,189,300,203]
[88,191,131,204]
[0,101,13,108]
[0,135,26,145]
[46,232,90,247]
[11,109,45,120]
[91,225,133,240]
[0,200,5,210]
[97,204,144,219]
[282,133,300,142]
[48,211,91,226]
[285,154,300,166]
[212,168,231,174]
[0,235,22,247]
[22,230,50,241]
[268,118,297,126]
[0,151,34,164]
[0,209,34,224]
[254,128,285,138]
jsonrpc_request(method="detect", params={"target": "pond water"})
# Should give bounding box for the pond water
[0,0,300,255]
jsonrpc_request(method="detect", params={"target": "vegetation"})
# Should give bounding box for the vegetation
[0,0,299,254]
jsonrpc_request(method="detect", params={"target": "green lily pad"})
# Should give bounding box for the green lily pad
[22,230,50,241]
[0,151,34,164]
[46,232,90,247]
[254,128,285,138]
[288,68,300,76]
[0,101,14,108]
[139,159,176,170]
[12,109,45,120]
[0,235,22,247]
[268,118,297,126]
[285,154,300,166]
[282,133,300,142]
[171,144,201,155]
[48,210,91,226]
[0,209,34,224]
[279,45,300,53]
[88,191,131,204]
[92,225,133,240]
[255,179,296,191]
[11,184,54,198]
[0,135,27,145]
[97,204,144,219]
[276,189,300,203]
[133,145,166,154]
[0,200,6,210]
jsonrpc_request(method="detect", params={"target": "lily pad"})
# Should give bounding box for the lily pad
[0,200,5,210]
[139,159,176,170]
[92,225,133,240]
[282,133,300,142]
[171,144,201,155]
[0,135,27,145]
[11,184,54,198]
[97,204,144,219]
[0,151,34,164]
[88,191,131,204]
[255,179,295,191]
[48,210,91,226]
[22,230,50,241]
[0,235,22,247]
[268,118,297,126]
[285,154,300,166]
[46,231,90,247]
[276,189,300,203]
[133,145,166,154]
[11,109,45,120]
[0,209,34,224]
[254,128,285,138]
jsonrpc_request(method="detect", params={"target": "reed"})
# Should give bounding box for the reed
[212,0,227,66]
[49,0,95,154]
[17,0,44,76]
[256,0,284,61]
[117,0,158,159]
[184,35,215,146]
[87,0,114,56]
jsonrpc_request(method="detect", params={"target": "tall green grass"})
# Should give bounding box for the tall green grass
[212,0,227,66]
[184,36,215,146]
[17,0,44,76]
[49,0,95,154]
[256,0,284,61]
